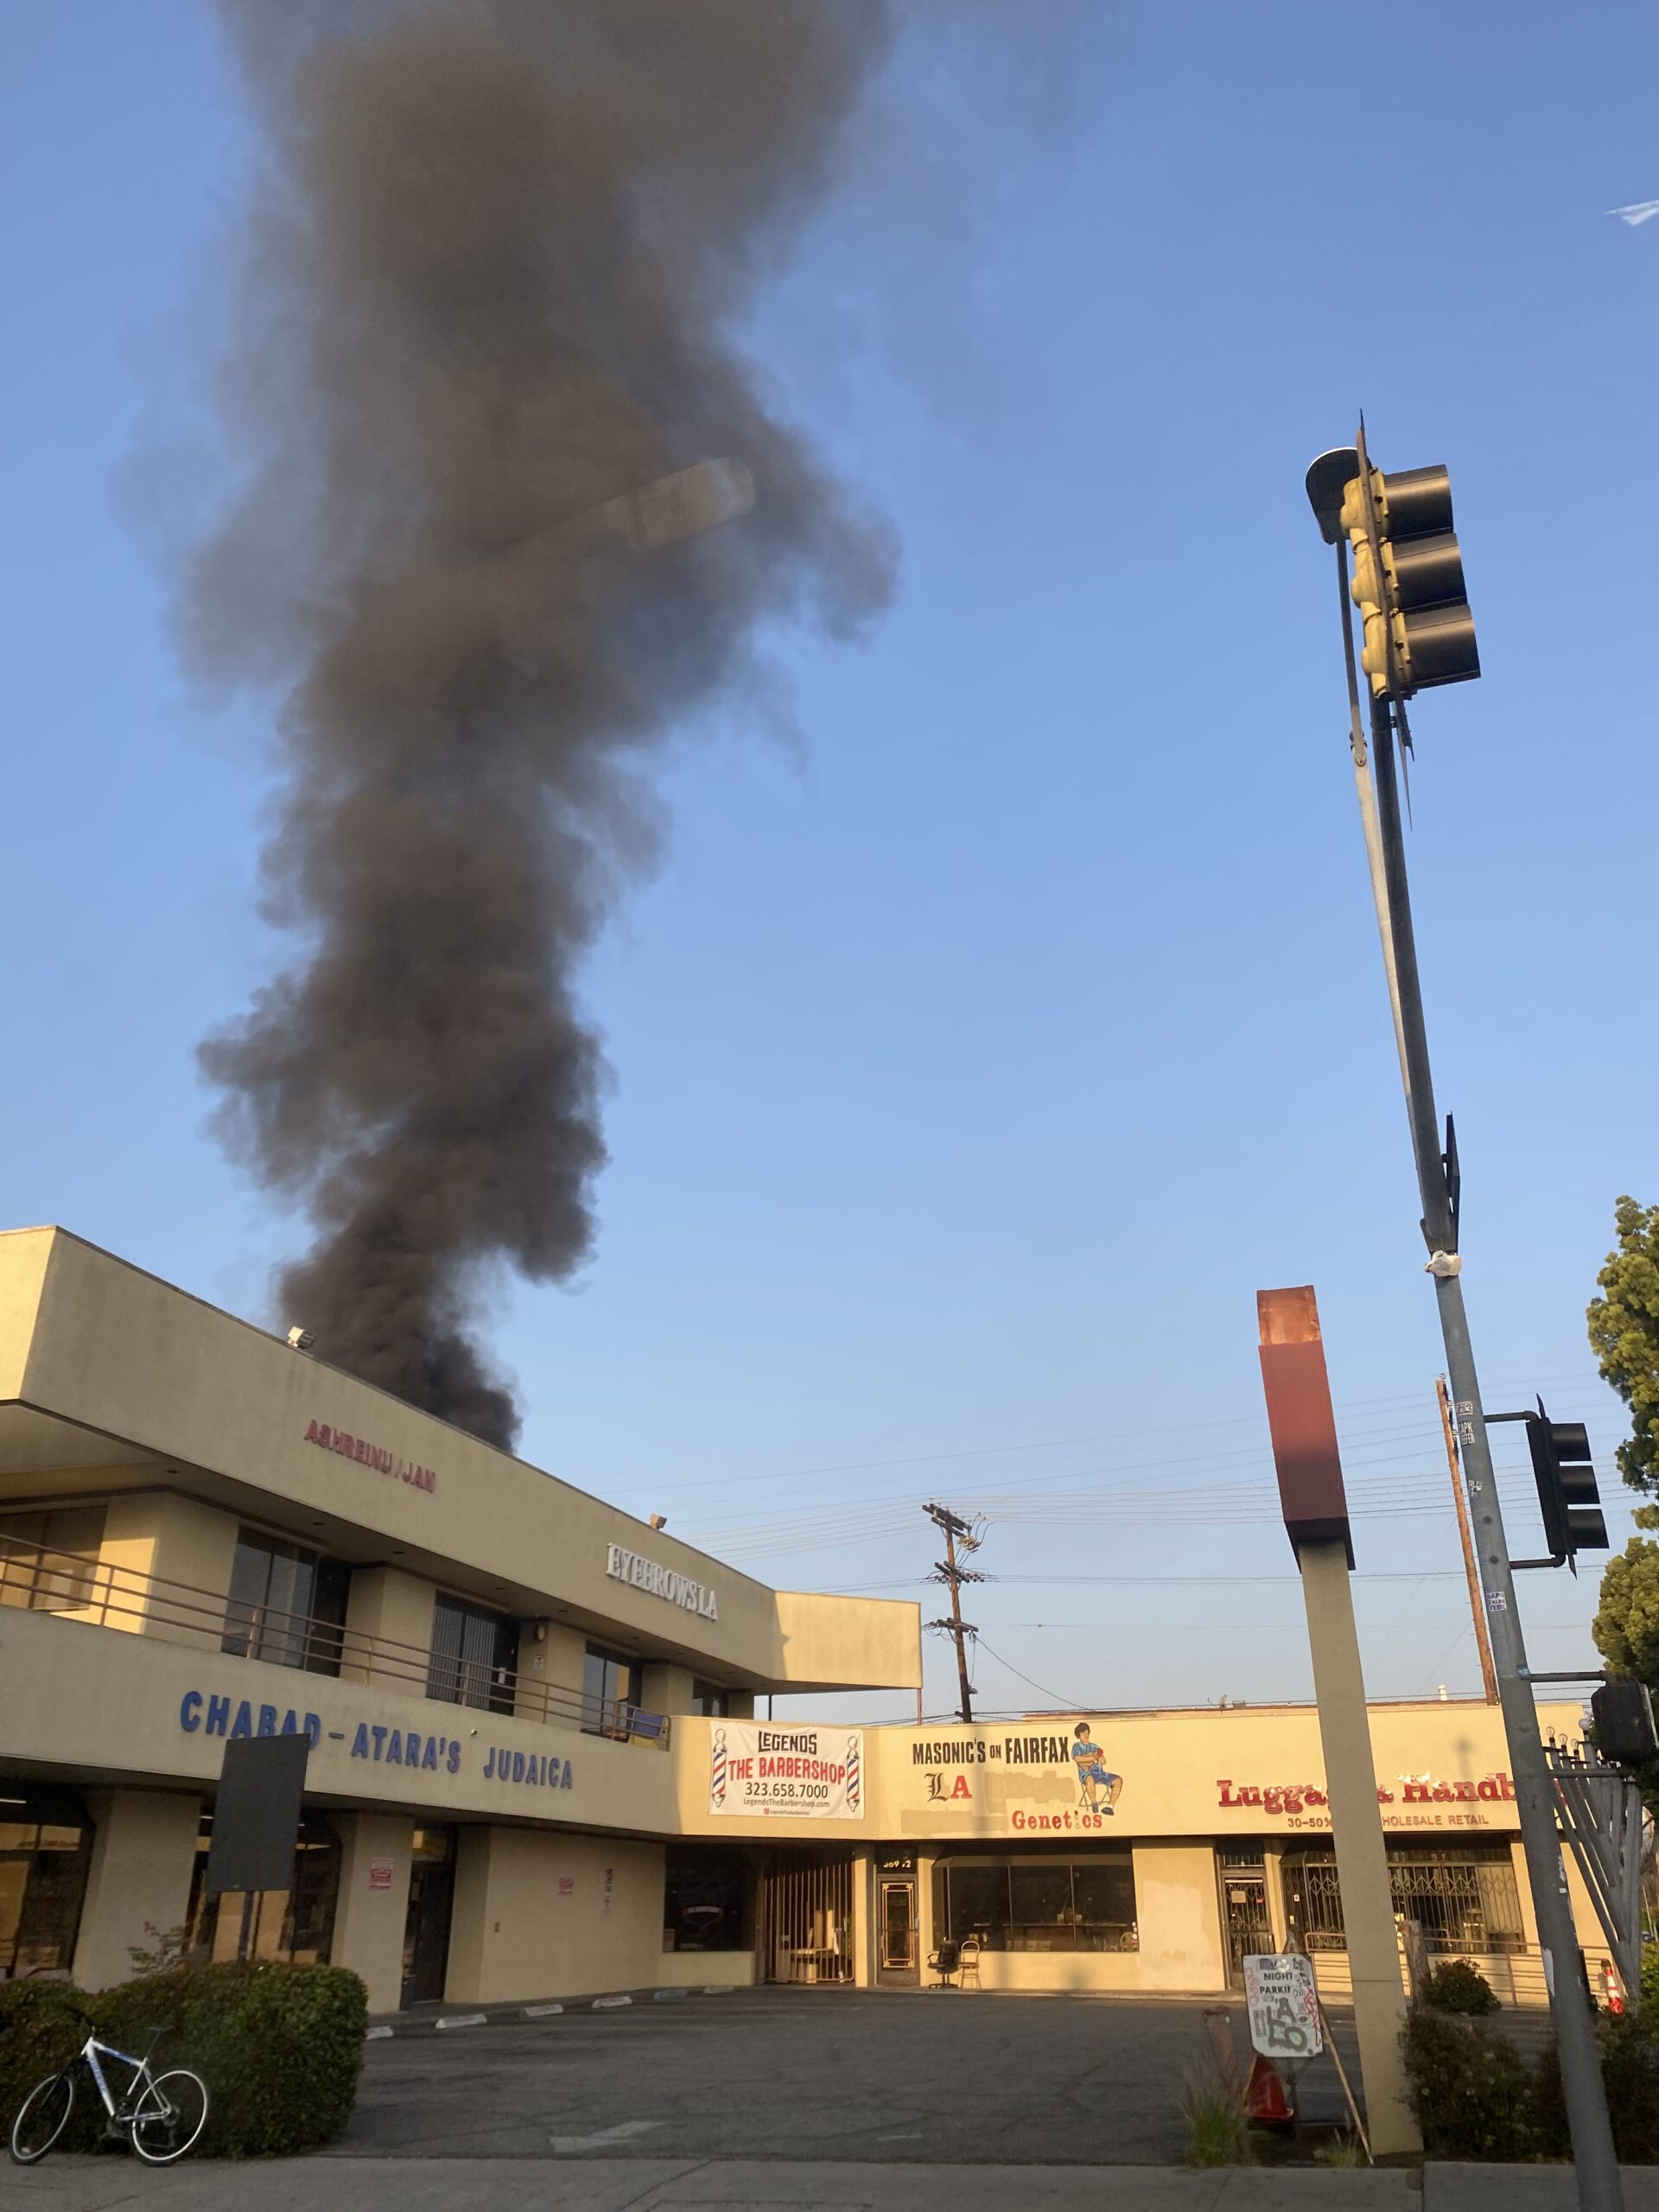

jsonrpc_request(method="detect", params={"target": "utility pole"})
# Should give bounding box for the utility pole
[1436,1376,1499,1705]
[924,1503,983,1724]
[1306,432,1623,2209]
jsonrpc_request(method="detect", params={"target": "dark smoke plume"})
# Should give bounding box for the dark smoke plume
[189,0,895,1446]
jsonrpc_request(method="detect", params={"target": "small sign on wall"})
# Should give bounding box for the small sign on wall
[557,1874,575,1897]
[369,1859,394,1892]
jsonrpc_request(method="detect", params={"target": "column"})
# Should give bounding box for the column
[330,1814,412,2013]
[73,1789,202,1991]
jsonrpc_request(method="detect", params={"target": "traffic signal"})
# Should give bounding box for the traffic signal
[1339,461,1480,699]
[1526,1398,1609,1565]
[1591,1679,1659,1768]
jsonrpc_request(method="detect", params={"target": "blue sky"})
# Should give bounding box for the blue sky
[3,2,1656,1721]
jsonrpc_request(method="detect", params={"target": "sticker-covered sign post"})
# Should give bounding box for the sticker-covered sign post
[708,1723,863,1819]
[1243,1952,1322,2059]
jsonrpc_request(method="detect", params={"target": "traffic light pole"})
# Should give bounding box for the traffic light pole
[1364,696,1623,2209]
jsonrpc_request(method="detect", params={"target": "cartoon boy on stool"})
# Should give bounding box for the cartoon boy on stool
[1072,1722,1122,1814]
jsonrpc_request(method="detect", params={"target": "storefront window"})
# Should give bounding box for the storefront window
[221,1529,348,1675]
[692,1681,732,1718]
[185,1811,341,1966]
[934,1853,1137,1953]
[1283,1844,1525,1956]
[582,1644,638,1736]
[427,1594,518,1714]
[664,1848,752,1951]
[0,1789,93,1980]
[0,1507,107,1614]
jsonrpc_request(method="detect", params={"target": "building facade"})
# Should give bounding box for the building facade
[0,1229,1608,2011]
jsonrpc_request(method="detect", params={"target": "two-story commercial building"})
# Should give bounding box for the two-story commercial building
[0,1229,1611,2011]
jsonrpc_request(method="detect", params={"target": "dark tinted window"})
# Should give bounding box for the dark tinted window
[938,1856,1137,1953]
[427,1595,518,1713]
[221,1529,347,1675]
[582,1645,638,1735]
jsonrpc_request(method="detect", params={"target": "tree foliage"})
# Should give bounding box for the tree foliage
[1590,1198,1659,1803]
[1587,1195,1659,1497]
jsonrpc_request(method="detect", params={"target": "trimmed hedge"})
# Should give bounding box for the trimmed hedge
[1420,1958,1500,2015]
[0,1961,366,2158]
[1405,1999,1659,2164]
[1401,2007,1551,2161]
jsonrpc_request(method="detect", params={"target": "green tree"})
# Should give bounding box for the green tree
[1587,1195,1659,1497]
[1590,1198,1659,1801]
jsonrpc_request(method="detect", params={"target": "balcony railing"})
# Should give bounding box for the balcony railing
[0,1535,669,1746]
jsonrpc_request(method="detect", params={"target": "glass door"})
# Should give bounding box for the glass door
[878,1878,918,1984]
[402,1827,455,2006]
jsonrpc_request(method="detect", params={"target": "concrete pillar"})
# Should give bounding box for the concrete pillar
[73,1789,201,1991]
[850,1847,871,1986]
[1299,1541,1420,2157]
[639,1662,696,1717]
[343,1567,436,1695]
[330,1813,412,2014]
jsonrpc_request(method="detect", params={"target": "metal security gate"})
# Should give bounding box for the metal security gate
[761,1854,855,1985]
[1217,1848,1274,1987]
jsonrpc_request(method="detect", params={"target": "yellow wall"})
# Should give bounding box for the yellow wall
[445,1827,666,2005]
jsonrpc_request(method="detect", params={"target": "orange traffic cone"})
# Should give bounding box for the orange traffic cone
[1602,1961,1625,2016]
[1245,2053,1294,2126]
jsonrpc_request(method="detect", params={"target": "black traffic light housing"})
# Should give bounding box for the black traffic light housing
[1523,1397,1608,1567]
[1591,1678,1659,1769]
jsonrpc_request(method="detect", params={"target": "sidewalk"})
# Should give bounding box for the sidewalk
[10,2158,1659,2209]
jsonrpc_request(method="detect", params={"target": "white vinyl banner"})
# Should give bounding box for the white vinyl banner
[708,1723,864,1820]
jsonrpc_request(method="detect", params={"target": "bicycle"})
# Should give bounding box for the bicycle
[8,2005,209,2165]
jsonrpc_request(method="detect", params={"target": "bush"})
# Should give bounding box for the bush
[0,1961,366,2158]
[1641,1942,1659,2013]
[1401,2008,1549,2162]
[1421,1958,1501,2015]
[1596,2010,1659,2164]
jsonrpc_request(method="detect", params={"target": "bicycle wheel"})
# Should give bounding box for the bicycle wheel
[130,2069,209,2164]
[9,2070,74,2164]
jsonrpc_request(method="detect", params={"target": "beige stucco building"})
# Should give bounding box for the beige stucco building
[0,1229,1611,2012]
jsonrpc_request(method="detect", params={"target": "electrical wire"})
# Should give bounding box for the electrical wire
[972,1637,1085,1713]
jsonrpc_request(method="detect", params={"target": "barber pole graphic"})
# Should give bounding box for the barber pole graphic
[710,1726,728,1808]
[846,1733,861,1812]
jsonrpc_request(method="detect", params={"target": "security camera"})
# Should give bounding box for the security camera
[286,1326,316,1351]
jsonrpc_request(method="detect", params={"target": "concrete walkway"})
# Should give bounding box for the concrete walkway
[10,2158,1659,2209]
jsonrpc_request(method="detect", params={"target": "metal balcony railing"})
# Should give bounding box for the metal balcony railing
[0,1534,669,1746]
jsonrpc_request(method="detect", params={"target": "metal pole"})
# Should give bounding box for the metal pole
[1437,1374,1500,1704]
[1366,699,1622,2209]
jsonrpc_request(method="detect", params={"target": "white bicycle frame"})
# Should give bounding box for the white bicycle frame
[78,2032,165,2126]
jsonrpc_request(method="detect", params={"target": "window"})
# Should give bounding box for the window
[932,1853,1137,1954]
[185,1811,340,1967]
[692,1681,732,1718]
[1283,1844,1525,1956]
[0,1789,93,1980]
[427,1594,518,1714]
[582,1644,639,1736]
[221,1529,348,1675]
[0,1507,106,1614]
[664,1848,752,1952]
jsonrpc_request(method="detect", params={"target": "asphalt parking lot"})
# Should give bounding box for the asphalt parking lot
[332,1986,1348,2164]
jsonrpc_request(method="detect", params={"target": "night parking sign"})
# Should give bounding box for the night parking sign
[1243,1953,1323,2058]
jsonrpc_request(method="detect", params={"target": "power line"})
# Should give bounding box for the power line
[974,1637,1085,1712]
